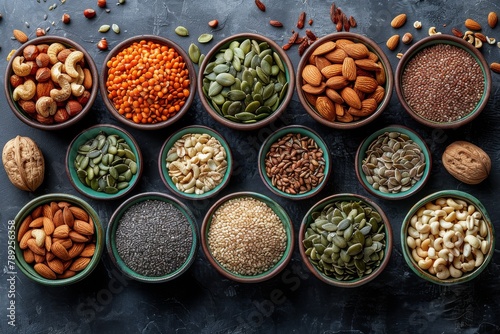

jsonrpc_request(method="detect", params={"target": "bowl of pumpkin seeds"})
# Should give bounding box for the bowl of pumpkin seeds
[355,125,432,200]
[197,33,295,131]
[66,124,143,200]
[299,193,393,287]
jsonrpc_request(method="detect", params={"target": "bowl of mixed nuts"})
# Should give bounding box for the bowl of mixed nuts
[401,190,495,285]
[100,35,196,130]
[201,192,294,283]
[4,36,98,130]
[355,125,432,200]
[258,125,331,200]
[299,193,393,287]
[158,125,233,200]
[395,35,491,129]
[296,32,393,129]
[197,33,295,131]
[65,124,143,200]
[14,193,104,286]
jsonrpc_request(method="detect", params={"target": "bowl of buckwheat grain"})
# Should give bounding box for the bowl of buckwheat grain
[106,192,198,283]
[401,190,495,285]
[395,35,491,129]
[258,125,331,200]
[201,192,294,283]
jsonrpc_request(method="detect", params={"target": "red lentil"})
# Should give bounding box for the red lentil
[105,40,190,124]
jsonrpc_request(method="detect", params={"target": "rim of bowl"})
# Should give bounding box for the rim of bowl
[105,192,199,283]
[400,190,495,285]
[14,193,104,286]
[299,193,393,287]
[258,125,331,200]
[158,125,233,200]
[296,32,394,129]
[200,191,295,283]
[197,32,296,131]
[99,35,196,130]
[354,124,432,200]
[395,35,491,129]
[65,123,143,200]
[4,36,99,130]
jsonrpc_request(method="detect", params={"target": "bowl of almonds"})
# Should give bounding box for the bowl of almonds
[296,32,393,129]
[4,36,98,130]
[14,193,103,285]
[401,190,495,285]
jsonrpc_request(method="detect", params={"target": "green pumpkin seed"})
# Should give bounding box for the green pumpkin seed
[234,111,256,121]
[98,24,110,33]
[245,100,261,114]
[227,90,246,101]
[188,43,201,64]
[216,73,236,86]
[112,24,120,34]
[174,26,189,36]
[198,33,213,43]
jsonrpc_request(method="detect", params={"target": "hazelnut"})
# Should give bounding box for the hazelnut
[65,100,83,116]
[83,9,96,19]
[62,13,71,24]
[35,53,50,68]
[10,74,24,88]
[35,67,51,82]
[56,49,73,63]
[54,108,70,123]
[36,27,46,37]
[97,0,107,8]
[18,100,36,114]
[97,38,108,50]
[402,32,413,44]
[23,45,39,61]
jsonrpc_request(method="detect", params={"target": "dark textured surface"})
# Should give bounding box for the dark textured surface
[1,1,499,333]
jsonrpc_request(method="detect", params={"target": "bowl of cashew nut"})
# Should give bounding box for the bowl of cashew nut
[401,190,495,285]
[4,36,98,130]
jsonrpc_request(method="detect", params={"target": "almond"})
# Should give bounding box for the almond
[342,57,357,81]
[335,38,355,50]
[312,41,337,56]
[13,29,29,43]
[53,224,70,239]
[58,270,76,279]
[29,217,44,228]
[386,34,400,51]
[367,52,379,62]
[53,209,64,227]
[368,86,386,104]
[63,206,75,228]
[354,76,378,93]
[69,257,91,271]
[391,14,407,28]
[324,49,347,63]
[490,62,500,74]
[27,238,46,256]
[34,263,57,279]
[301,64,323,86]
[342,43,369,59]
[337,111,354,123]
[354,59,381,71]
[73,220,94,236]
[360,98,378,116]
[68,206,89,221]
[325,88,344,104]
[68,243,85,258]
[47,259,65,275]
[488,12,498,28]
[23,249,35,264]
[43,217,55,235]
[51,242,72,261]
[42,204,53,219]
[19,231,32,249]
[475,33,487,42]
[69,230,90,243]
[375,64,386,85]
[315,96,336,120]
[45,235,52,252]
[17,216,32,241]
[314,56,332,72]
[465,18,481,31]
[80,243,96,257]
[304,93,318,106]
[340,87,362,109]
[31,205,43,219]
[326,76,349,90]
[36,81,55,99]
[334,103,345,116]
[451,28,464,38]
[320,64,343,78]
[52,238,73,249]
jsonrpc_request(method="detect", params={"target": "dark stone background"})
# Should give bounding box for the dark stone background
[1,1,499,333]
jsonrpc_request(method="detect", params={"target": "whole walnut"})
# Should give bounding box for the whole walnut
[2,136,45,191]
[442,141,491,185]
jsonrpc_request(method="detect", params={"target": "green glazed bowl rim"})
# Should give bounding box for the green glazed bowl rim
[400,190,495,285]
[395,35,491,129]
[65,123,143,200]
[158,125,233,200]
[14,193,104,286]
[354,124,432,200]
[201,191,295,283]
[106,192,199,283]
[258,125,331,200]
[299,193,393,287]
[197,32,295,131]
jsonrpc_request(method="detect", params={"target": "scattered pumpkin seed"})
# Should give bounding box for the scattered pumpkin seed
[99,24,111,33]
[188,43,201,64]
[174,26,189,37]
[198,33,213,44]
[112,23,120,34]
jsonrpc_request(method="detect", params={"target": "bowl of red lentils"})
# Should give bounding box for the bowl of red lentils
[100,35,196,130]
[197,33,295,131]
[296,32,393,129]
[158,125,232,200]
[395,35,491,129]
[299,193,393,287]
[106,192,199,283]
[201,192,294,283]
[258,125,331,200]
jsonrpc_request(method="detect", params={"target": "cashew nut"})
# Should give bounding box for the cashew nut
[480,240,490,255]
[464,235,481,249]
[446,198,463,210]
[486,36,496,45]
[12,56,32,77]
[50,62,64,82]
[71,83,85,97]
[462,259,475,272]
[415,221,431,233]
[50,73,72,102]
[427,247,437,259]
[418,258,433,270]
[443,230,456,249]
[433,237,444,251]
[406,236,416,249]
[31,229,46,247]
[12,79,36,101]
[47,42,66,64]
[449,264,463,278]
[416,247,428,258]
[35,96,57,117]
[64,50,84,78]
[433,258,450,279]
[473,248,484,267]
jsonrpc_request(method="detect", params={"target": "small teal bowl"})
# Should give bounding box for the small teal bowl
[159,125,233,200]
[14,193,104,286]
[401,190,495,285]
[355,125,432,200]
[66,124,143,200]
[106,192,199,283]
[258,125,331,200]
[201,192,294,283]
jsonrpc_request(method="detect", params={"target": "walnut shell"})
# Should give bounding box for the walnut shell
[442,141,491,185]
[2,136,45,191]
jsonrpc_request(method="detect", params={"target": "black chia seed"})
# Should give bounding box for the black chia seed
[115,199,193,277]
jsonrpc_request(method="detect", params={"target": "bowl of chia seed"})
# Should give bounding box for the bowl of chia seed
[201,192,294,283]
[395,35,491,129]
[106,192,198,283]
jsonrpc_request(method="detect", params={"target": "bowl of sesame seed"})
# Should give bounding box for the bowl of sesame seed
[395,35,491,129]
[201,192,294,283]
[106,192,198,283]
